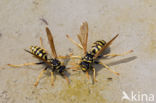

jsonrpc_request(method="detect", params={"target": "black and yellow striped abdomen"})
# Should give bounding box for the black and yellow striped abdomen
[90,40,106,55]
[30,46,48,60]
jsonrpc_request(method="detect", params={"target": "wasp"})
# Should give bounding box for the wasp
[62,21,133,82]
[8,27,69,87]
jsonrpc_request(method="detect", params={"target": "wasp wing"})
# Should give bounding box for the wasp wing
[93,34,119,59]
[77,21,88,54]
[46,27,57,58]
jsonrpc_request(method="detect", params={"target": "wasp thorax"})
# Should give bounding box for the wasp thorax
[80,61,90,72]
[49,59,61,66]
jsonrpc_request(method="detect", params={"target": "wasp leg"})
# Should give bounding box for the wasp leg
[86,71,90,80]
[60,73,70,85]
[66,62,81,71]
[8,62,44,67]
[58,55,81,59]
[40,37,44,48]
[92,68,97,82]
[40,37,47,51]
[103,50,133,57]
[67,63,81,71]
[66,34,83,49]
[70,56,81,59]
[98,61,120,76]
[34,67,47,87]
[51,71,54,86]
[69,66,81,71]
[58,53,73,59]
[64,75,70,85]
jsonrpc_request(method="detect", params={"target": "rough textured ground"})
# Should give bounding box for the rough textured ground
[0,0,156,103]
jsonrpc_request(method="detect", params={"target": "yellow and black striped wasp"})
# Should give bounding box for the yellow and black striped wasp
[63,21,133,82]
[8,27,69,87]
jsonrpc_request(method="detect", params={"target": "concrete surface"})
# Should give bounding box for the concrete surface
[0,0,156,103]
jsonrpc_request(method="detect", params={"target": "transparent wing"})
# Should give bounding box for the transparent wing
[94,34,119,59]
[46,27,57,58]
[77,21,88,54]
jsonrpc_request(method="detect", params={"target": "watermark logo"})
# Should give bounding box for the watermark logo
[122,91,155,102]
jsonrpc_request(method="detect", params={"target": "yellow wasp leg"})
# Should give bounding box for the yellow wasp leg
[86,71,89,80]
[99,62,120,76]
[34,69,46,87]
[40,37,47,51]
[93,68,97,82]
[65,76,70,85]
[8,62,38,67]
[70,56,81,59]
[66,34,83,49]
[63,75,70,85]
[58,53,74,59]
[40,37,44,48]
[51,71,54,86]
[58,52,81,59]
[58,55,81,59]
[104,50,133,57]
[69,66,81,71]
[68,63,81,71]
[69,62,79,66]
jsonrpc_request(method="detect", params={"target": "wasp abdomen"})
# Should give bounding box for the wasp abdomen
[90,40,106,55]
[30,46,48,60]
